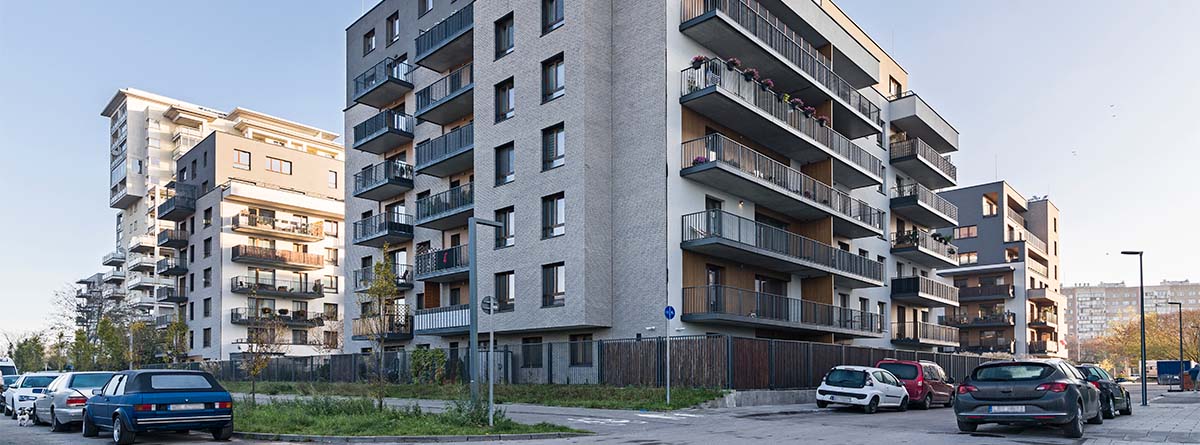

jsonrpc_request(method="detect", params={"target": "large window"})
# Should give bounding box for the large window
[495,78,515,122]
[521,337,544,368]
[495,207,515,248]
[233,150,251,170]
[569,334,593,367]
[494,271,514,312]
[495,13,514,59]
[541,192,565,238]
[542,0,563,33]
[954,225,978,239]
[541,123,565,170]
[541,53,565,102]
[266,157,292,175]
[495,143,514,185]
[959,251,978,265]
[542,262,565,307]
[982,196,998,216]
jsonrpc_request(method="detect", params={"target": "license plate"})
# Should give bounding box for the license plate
[989,405,1025,413]
[169,403,205,411]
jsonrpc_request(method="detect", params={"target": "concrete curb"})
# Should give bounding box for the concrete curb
[232,431,592,443]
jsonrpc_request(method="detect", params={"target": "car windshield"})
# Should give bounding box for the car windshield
[878,363,918,380]
[71,374,114,389]
[972,364,1055,381]
[21,376,57,388]
[149,374,214,390]
[0,366,16,376]
[825,369,867,388]
[2,376,16,386]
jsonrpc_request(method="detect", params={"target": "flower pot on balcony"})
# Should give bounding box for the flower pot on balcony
[742,68,758,82]
[277,308,289,317]
[693,156,709,166]
[260,307,273,316]
[691,55,705,70]
[760,78,773,92]
[725,57,740,71]
[802,107,815,118]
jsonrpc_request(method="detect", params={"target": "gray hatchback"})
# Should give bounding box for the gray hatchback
[31,371,114,432]
[954,359,1102,438]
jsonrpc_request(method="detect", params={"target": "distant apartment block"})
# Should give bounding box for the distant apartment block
[1065,280,1200,344]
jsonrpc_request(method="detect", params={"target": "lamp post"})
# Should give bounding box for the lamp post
[1168,301,1183,391]
[467,217,504,405]
[1121,250,1147,406]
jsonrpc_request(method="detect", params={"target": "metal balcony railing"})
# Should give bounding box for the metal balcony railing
[415,122,474,167]
[354,109,415,144]
[1028,340,1059,354]
[230,307,323,327]
[415,2,474,59]
[682,285,883,333]
[891,183,958,221]
[891,230,958,260]
[1028,260,1049,278]
[414,304,470,332]
[416,63,473,112]
[353,264,415,291]
[889,138,957,181]
[415,245,468,277]
[682,134,884,231]
[353,213,414,242]
[892,321,958,344]
[353,57,413,96]
[943,311,1016,327]
[230,245,324,268]
[353,306,413,338]
[229,276,325,297]
[891,276,959,304]
[959,284,1014,300]
[416,183,473,221]
[354,159,414,195]
[1031,309,1058,325]
[232,214,324,239]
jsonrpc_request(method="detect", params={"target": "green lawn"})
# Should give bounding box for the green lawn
[222,381,724,411]
[234,396,582,436]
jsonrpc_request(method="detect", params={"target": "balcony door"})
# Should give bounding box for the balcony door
[250,268,275,288]
[704,197,722,236]
[706,265,724,313]
[755,275,786,321]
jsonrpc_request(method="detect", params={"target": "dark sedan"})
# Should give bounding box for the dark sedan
[82,370,232,444]
[955,359,1102,438]
[1076,364,1133,418]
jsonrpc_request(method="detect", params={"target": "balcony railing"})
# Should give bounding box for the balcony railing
[890,138,956,181]
[414,304,470,333]
[415,122,474,168]
[891,276,959,305]
[353,159,414,196]
[353,57,413,97]
[891,230,958,260]
[353,264,415,291]
[354,109,414,143]
[1005,207,1026,227]
[1031,310,1058,326]
[682,209,883,282]
[679,0,882,126]
[416,183,474,221]
[681,60,884,180]
[232,214,324,239]
[415,245,469,278]
[102,250,127,266]
[891,321,958,344]
[229,276,325,299]
[1028,340,1060,354]
[1028,260,1049,278]
[416,63,473,112]
[415,2,474,60]
[352,212,414,243]
[353,306,414,339]
[943,311,1016,327]
[963,340,1014,354]
[682,134,884,231]
[230,307,323,327]
[891,183,958,221]
[157,229,189,248]
[231,245,324,269]
[682,285,883,334]
[1007,227,1049,254]
[959,284,1015,300]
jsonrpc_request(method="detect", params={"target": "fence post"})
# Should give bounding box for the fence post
[656,337,665,387]
[596,339,605,384]
[768,339,775,390]
[546,343,554,384]
[726,335,734,389]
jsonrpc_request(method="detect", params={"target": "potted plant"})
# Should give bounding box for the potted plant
[778,92,790,103]
[789,98,804,110]
[742,68,759,82]
[816,115,830,127]
[802,106,816,118]
[691,55,706,69]
[260,307,273,316]
[760,78,774,91]
[693,155,709,166]
[725,57,741,71]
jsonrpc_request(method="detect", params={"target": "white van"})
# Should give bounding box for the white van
[0,358,16,377]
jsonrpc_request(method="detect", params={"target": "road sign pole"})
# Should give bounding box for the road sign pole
[664,305,676,407]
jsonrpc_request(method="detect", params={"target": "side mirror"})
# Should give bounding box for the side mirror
[91,388,102,396]
[945,377,955,384]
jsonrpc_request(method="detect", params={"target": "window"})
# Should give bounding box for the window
[495,78,515,122]
[188,273,195,291]
[292,330,308,345]
[888,76,902,98]
[386,13,400,44]
[233,150,250,170]
[542,0,563,33]
[495,271,514,312]
[328,170,338,189]
[542,262,565,307]
[203,237,212,257]
[203,268,212,287]
[495,13,514,59]
[541,192,565,238]
[203,298,211,317]
[959,251,978,265]
[418,0,433,17]
[954,225,978,239]
[323,303,339,320]
[189,302,194,321]
[521,337,544,368]
[495,143,514,185]
[363,29,376,55]
[203,208,212,227]
[266,157,292,175]
[542,53,565,102]
[495,207,515,248]
[326,248,339,266]
[542,123,565,170]
[202,328,211,348]
[325,220,339,237]
[189,331,194,349]
[982,196,998,216]
[323,331,339,349]
[569,334,593,367]
[324,275,339,293]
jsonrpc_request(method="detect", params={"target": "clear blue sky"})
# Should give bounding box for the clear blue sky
[1,0,1196,333]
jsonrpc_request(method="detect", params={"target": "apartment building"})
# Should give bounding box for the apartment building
[341,0,962,357]
[936,182,1065,358]
[1065,280,1200,344]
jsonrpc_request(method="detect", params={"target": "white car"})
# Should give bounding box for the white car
[3,372,58,419]
[815,365,910,413]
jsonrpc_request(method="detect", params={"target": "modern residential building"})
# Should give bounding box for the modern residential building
[342,0,962,357]
[936,182,1065,358]
[1065,280,1200,345]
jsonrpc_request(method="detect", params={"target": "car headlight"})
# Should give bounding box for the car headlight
[18,395,36,402]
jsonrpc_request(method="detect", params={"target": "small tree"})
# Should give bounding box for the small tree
[357,244,401,410]
[94,318,128,371]
[69,329,97,371]
[163,313,190,363]
[129,321,161,368]
[13,336,46,372]
[240,315,286,405]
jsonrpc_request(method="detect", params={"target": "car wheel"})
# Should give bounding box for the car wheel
[1087,401,1104,425]
[1101,396,1115,419]
[898,396,909,412]
[1063,402,1085,438]
[31,406,41,425]
[862,396,879,414]
[50,408,67,433]
[1119,399,1133,416]
[919,394,932,410]
[113,414,136,445]
[957,419,978,433]
[815,400,828,409]
[211,424,234,441]
[943,395,955,408]
[81,410,99,437]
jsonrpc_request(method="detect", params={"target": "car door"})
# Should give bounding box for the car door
[6,376,24,408]
[1097,368,1126,406]
[875,371,905,406]
[1063,364,1098,415]
[91,375,121,427]
[35,376,61,418]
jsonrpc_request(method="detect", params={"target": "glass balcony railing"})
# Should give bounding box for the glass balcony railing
[232,214,324,239]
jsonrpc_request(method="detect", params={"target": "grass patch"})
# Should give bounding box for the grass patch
[234,396,582,436]
[223,381,724,411]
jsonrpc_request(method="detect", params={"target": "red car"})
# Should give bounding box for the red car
[875,359,955,409]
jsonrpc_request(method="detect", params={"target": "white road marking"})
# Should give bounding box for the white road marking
[636,412,703,420]
[568,417,645,426]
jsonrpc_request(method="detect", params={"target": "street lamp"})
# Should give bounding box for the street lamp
[467,217,504,405]
[1167,302,1183,392]
[1121,250,1147,406]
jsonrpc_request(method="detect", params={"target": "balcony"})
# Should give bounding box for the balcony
[352,264,415,292]
[887,91,959,153]
[942,311,1016,329]
[157,229,189,249]
[414,304,469,336]
[128,235,155,254]
[889,138,956,189]
[352,109,415,155]
[172,127,203,161]
[415,122,474,178]
[352,306,414,342]
[231,245,324,270]
[101,286,126,301]
[230,307,323,328]
[958,284,1014,302]
[127,255,156,272]
[352,213,415,248]
[352,57,414,108]
[157,184,197,222]
[102,270,125,284]
[1027,260,1050,279]
[1028,340,1060,355]
[102,250,126,266]
[679,0,882,138]
[890,276,959,308]
[680,134,884,239]
[156,287,185,303]
[962,340,1014,355]
[154,314,177,329]
[890,230,958,268]
[231,214,324,242]
[155,258,187,276]
[1005,227,1049,260]
[890,183,958,229]
[415,183,473,230]
[353,159,415,201]
[109,181,140,209]
[414,63,474,125]
[1029,309,1058,330]
[229,276,325,300]
[681,210,884,288]
[680,60,883,189]
[1027,288,1065,305]
[891,321,959,348]
[415,245,469,283]
[127,275,173,291]
[681,285,884,338]
[413,2,474,72]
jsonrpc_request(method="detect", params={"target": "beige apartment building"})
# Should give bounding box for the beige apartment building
[1065,280,1200,348]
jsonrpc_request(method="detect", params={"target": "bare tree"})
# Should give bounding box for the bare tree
[311,318,344,355]
[240,314,286,405]
[356,244,401,410]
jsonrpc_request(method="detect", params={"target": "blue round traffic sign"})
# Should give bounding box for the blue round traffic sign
[664,305,676,320]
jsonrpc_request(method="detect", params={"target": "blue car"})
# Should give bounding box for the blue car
[82,370,233,444]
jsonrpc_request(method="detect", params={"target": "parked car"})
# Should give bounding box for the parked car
[32,371,115,431]
[0,358,17,379]
[955,359,1102,438]
[876,359,956,409]
[82,370,233,444]
[3,372,60,419]
[816,365,910,413]
[1076,364,1133,418]
[0,376,15,413]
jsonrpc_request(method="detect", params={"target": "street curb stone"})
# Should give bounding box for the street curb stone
[232,431,592,443]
